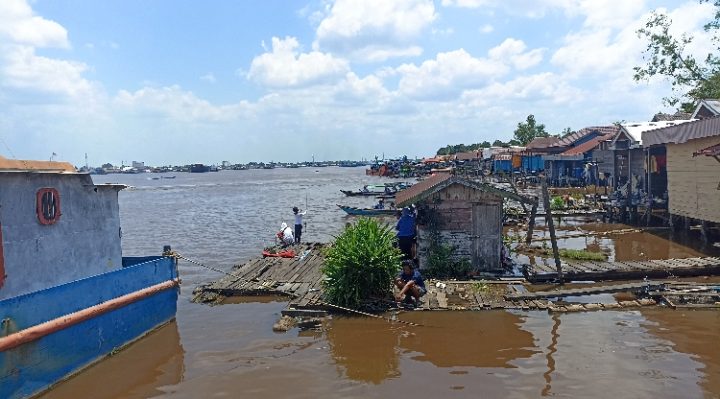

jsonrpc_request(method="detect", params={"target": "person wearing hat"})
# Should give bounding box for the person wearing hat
[292,206,306,244]
[394,260,426,304]
[277,222,294,247]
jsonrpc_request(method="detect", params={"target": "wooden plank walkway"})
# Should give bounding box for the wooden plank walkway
[525,256,720,283]
[192,247,720,312]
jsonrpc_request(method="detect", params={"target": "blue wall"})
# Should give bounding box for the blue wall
[493,160,512,173]
[0,257,178,399]
[521,155,543,172]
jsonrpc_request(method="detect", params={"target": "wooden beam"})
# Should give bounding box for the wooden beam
[525,201,538,245]
[541,176,563,284]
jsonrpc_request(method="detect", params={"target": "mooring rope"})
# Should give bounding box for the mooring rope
[168,251,423,327]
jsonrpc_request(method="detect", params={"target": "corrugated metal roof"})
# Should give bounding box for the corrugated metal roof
[559,133,614,156]
[451,151,482,160]
[526,137,560,149]
[395,175,536,208]
[395,173,451,206]
[642,116,720,147]
[692,99,720,119]
[0,155,76,173]
[551,126,619,147]
[621,120,695,145]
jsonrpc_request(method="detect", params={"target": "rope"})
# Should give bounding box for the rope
[168,251,423,327]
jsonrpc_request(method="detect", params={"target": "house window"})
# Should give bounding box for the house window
[37,188,61,225]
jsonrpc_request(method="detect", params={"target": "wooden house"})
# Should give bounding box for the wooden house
[691,99,720,120]
[395,174,536,272]
[642,116,720,229]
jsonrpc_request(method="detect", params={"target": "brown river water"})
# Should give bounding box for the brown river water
[39,168,720,399]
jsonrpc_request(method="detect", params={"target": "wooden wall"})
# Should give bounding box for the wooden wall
[417,183,503,271]
[667,135,720,223]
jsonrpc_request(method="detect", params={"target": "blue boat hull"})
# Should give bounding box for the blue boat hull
[337,204,397,216]
[0,256,179,399]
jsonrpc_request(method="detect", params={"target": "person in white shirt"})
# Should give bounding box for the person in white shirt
[278,222,294,247]
[292,207,306,243]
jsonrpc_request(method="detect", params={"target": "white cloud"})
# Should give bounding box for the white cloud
[396,38,544,100]
[247,36,349,87]
[114,85,249,123]
[314,0,436,61]
[0,0,69,48]
[1,45,96,99]
[489,38,544,70]
[200,73,216,83]
[479,24,494,34]
[396,49,507,100]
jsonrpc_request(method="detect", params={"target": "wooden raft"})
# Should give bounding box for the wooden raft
[525,256,720,283]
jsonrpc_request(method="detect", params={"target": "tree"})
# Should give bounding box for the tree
[513,114,548,146]
[492,139,506,147]
[561,127,573,136]
[634,0,720,110]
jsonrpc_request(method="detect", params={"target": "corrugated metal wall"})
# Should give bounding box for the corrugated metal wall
[667,136,720,223]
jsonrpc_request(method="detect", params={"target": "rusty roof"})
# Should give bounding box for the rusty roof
[395,173,452,206]
[551,126,619,148]
[559,133,614,156]
[0,155,76,173]
[526,136,560,150]
[395,175,536,207]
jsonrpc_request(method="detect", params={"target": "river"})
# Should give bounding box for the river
[39,167,720,399]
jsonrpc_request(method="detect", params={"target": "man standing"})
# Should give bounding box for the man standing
[395,207,416,260]
[293,206,306,244]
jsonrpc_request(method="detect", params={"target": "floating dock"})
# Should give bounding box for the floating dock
[525,257,720,283]
[191,245,720,313]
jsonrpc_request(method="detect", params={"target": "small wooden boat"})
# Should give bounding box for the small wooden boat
[262,249,296,258]
[337,204,397,216]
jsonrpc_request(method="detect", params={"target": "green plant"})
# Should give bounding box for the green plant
[425,243,472,279]
[550,196,565,210]
[556,248,607,261]
[321,218,402,308]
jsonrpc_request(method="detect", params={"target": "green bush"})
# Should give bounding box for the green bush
[322,218,402,308]
[550,196,565,210]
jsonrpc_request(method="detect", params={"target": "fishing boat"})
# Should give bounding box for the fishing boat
[190,163,210,173]
[337,204,398,216]
[0,156,179,399]
[340,182,413,197]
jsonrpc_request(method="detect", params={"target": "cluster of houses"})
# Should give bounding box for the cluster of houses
[403,100,720,272]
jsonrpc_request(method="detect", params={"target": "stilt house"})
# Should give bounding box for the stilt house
[395,174,536,272]
[642,116,720,231]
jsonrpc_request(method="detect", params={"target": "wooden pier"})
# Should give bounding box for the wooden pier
[525,256,720,283]
[191,245,720,313]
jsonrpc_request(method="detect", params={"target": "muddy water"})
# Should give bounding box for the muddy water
[39,168,720,398]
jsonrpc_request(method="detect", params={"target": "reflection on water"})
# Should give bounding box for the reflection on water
[42,169,718,398]
[641,309,720,397]
[327,317,401,384]
[42,321,184,399]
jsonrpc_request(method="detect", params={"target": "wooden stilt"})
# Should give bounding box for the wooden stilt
[525,200,538,245]
[541,177,563,284]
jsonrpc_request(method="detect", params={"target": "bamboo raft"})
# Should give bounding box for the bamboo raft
[191,245,720,313]
[525,256,720,283]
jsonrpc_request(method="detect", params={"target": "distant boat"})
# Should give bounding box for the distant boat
[340,182,412,197]
[161,175,176,179]
[337,204,397,216]
[190,164,210,173]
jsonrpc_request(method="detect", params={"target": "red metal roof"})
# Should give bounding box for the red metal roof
[526,137,560,150]
[551,126,619,148]
[395,173,451,206]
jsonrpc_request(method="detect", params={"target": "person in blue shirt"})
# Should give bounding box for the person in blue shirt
[394,260,426,304]
[395,206,416,260]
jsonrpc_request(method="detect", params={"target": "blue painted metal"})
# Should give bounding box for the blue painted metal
[521,155,543,172]
[0,257,178,399]
[493,160,512,173]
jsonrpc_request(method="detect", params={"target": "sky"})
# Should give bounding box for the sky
[0,0,716,166]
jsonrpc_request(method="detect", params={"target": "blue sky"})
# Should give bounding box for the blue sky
[0,0,714,166]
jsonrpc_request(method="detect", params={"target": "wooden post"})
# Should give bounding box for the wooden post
[509,176,528,215]
[525,199,538,245]
[541,177,563,284]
